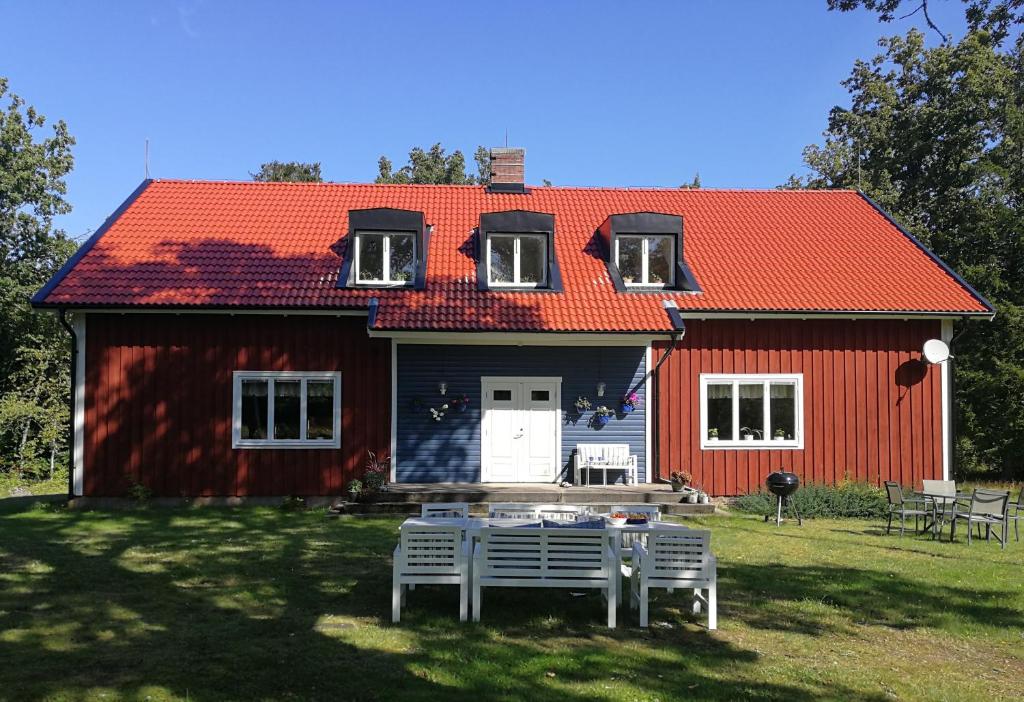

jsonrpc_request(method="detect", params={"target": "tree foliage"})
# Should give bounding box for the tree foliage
[251,160,322,183]
[0,77,75,482]
[376,143,491,184]
[799,4,1024,477]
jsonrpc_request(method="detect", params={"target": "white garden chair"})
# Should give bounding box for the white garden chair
[574,443,638,485]
[421,503,470,519]
[392,524,468,622]
[630,528,717,629]
[472,526,617,627]
[488,503,541,520]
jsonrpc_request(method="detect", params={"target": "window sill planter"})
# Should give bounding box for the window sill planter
[593,414,611,428]
[619,402,635,414]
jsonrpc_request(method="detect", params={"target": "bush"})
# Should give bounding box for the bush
[733,480,889,519]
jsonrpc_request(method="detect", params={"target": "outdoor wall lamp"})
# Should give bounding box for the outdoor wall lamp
[596,381,606,397]
[438,382,448,395]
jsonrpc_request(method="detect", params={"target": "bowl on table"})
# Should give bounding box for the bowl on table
[625,513,649,525]
[606,512,628,526]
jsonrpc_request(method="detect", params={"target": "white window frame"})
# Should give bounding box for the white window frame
[699,373,803,450]
[616,234,675,287]
[354,231,416,286]
[232,371,342,449]
[486,233,548,288]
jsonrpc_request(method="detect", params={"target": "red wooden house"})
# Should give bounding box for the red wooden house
[32,149,992,497]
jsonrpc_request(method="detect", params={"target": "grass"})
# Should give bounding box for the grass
[0,502,1022,702]
[0,471,67,498]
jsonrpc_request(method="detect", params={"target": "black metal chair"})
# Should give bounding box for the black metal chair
[950,489,1010,549]
[884,481,930,537]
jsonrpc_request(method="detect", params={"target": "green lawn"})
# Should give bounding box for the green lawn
[1,501,1021,702]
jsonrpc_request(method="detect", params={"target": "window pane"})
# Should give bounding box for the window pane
[738,383,764,439]
[706,383,733,440]
[647,235,674,286]
[519,235,546,284]
[488,236,515,284]
[618,237,643,284]
[307,380,335,440]
[274,380,301,440]
[389,234,415,283]
[358,234,385,281]
[770,383,796,440]
[241,380,269,440]
[493,389,512,401]
[531,390,549,401]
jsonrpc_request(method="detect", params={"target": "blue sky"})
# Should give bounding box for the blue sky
[3,1,965,239]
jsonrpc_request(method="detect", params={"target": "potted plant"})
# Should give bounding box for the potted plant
[363,451,389,493]
[619,391,639,414]
[429,403,449,421]
[451,394,470,413]
[773,428,786,441]
[686,490,699,504]
[669,470,692,492]
[741,427,760,441]
[592,405,614,428]
[346,479,363,502]
[574,396,592,413]
[707,427,719,442]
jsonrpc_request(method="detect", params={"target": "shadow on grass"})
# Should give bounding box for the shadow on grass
[0,506,895,701]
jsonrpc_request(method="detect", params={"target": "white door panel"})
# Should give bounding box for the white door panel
[482,377,561,483]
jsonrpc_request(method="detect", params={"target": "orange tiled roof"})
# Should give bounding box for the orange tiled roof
[35,179,992,331]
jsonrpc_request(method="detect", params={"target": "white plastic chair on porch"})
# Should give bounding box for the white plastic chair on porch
[630,528,717,629]
[574,443,638,485]
[392,523,468,622]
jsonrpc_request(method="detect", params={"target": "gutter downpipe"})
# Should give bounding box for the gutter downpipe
[947,317,971,482]
[57,309,76,499]
[642,301,688,482]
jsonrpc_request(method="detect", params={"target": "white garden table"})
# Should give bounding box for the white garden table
[399,516,694,606]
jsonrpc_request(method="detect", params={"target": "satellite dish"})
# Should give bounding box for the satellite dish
[922,339,950,364]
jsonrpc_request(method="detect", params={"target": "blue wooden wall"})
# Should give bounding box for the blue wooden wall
[395,344,647,483]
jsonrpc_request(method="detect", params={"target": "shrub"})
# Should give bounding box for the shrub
[280,495,306,511]
[733,480,888,519]
[127,482,152,503]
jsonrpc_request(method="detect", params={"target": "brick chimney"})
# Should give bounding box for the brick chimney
[488,147,527,193]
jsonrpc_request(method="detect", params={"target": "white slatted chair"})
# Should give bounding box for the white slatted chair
[630,528,717,629]
[488,503,542,520]
[472,527,617,627]
[533,504,591,521]
[574,443,638,485]
[421,503,470,519]
[392,524,468,623]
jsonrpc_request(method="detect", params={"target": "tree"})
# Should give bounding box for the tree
[680,173,702,189]
[377,143,490,184]
[796,5,1024,477]
[251,160,322,182]
[0,77,76,483]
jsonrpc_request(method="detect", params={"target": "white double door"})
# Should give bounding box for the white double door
[481,377,561,483]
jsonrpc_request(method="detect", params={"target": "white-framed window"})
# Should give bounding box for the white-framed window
[232,371,342,449]
[616,234,675,287]
[699,373,803,449]
[487,233,547,287]
[355,231,416,285]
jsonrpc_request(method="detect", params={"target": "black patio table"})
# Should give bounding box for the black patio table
[918,490,973,540]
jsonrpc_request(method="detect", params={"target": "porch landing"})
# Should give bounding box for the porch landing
[333,483,716,516]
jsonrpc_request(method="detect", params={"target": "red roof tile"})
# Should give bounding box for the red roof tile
[36,179,991,331]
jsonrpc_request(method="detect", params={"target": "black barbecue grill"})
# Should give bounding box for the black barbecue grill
[764,471,802,526]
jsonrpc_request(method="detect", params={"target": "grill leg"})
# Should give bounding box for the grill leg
[792,498,802,526]
[776,496,783,526]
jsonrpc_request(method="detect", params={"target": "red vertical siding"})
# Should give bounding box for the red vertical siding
[82,313,390,497]
[654,319,944,495]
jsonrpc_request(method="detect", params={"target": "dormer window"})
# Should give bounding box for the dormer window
[616,235,675,287]
[338,208,429,290]
[356,231,416,286]
[597,212,701,294]
[477,211,563,292]
[487,233,547,287]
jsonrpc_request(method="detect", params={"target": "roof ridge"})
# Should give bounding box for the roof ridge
[149,178,860,194]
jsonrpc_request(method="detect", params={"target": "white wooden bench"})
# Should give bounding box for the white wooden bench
[630,527,717,629]
[574,443,638,486]
[392,523,469,622]
[472,527,617,627]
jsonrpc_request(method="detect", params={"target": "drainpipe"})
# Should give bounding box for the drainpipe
[644,301,688,481]
[57,309,76,499]
[947,318,970,481]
